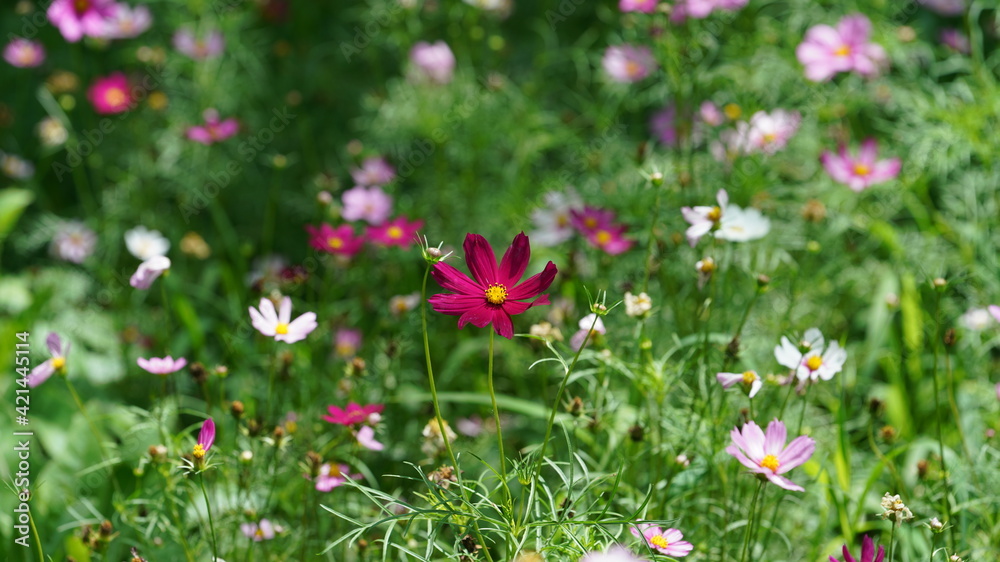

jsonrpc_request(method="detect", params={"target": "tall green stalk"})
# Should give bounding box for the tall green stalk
[199,473,220,562]
[740,481,765,562]
[486,330,513,505]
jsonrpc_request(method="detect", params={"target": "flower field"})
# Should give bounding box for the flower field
[2,1,1000,561]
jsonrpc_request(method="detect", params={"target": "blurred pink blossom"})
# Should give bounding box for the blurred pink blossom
[796,14,887,82]
[619,0,658,13]
[602,45,655,83]
[173,28,225,60]
[137,356,188,375]
[47,0,117,42]
[410,41,455,84]
[186,109,239,145]
[350,157,396,187]
[820,138,901,192]
[3,39,45,68]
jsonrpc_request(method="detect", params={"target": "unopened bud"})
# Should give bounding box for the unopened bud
[756,274,770,288]
[932,277,947,290]
[230,400,245,419]
[239,450,253,464]
[943,328,956,347]
[650,172,663,186]
[568,396,584,417]
[628,424,644,442]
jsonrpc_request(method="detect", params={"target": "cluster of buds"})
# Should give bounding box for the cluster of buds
[624,291,652,318]
[427,465,458,489]
[421,418,457,458]
[879,493,914,523]
[80,520,116,553]
[529,321,563,343]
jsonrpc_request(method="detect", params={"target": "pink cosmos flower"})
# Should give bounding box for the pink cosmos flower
[570,313,606,351]
[741,110,801,154]
[88,73,133,114]
[726,419,815,491]
[584,224,634,255]
[313,463,359,492]
[99,3,152,39]
[830,535,885,562]
[671,0,748,22]
[47,0,117,42]
[918,0,965,16]
[366,216,424,248]
[305,223,365,257]
[350,157,396,187]
[410,41,456,84]
[428,232,558,339]
[173,28,225,60]
[717,370,762,398]
[631,524,693,557]
[356,425,384,451]
[26,333,70,388]
[619,0,658,13]
[341,185,393,224]
[570,206,617,234]
[940,29,970,54]
[50,220,97,263]
[582,545,647,562]
[682,189,728,246]
[796,14,887,82]
[820,139,901,192]
[700,101,724,126]
[186,109,240,145]
[334,328,362,358]
[130,256,171,290]
[241,519,276,542]
[650,104,678,147]
[989,305,1000,324]
[323,403,384,426]
[602,45,655,83]
[4,39,45,68]
[137,356,188,375]
[192,418,215,466]
[249,296,317,343]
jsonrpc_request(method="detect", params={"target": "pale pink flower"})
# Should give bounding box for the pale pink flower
[173,28,225,60]
[350,157,396,187]
[26,333,69,388]
[581,545,647,562]
[530,189,583,247]
[602,45,655,83]
[671,0,748,22]
[726,419,815,491]
[820,139,901,192]
[796,14,887,82]
[939,29,970,54]
[631,524,693,557]
[137,356,188,375]
[334,328,362,358]
[313,463,359,492]
[47,0,117,42]
[99,3,152,39]
[571,313,606,351]
[918,0,965,16]
[241,519,276,541]
[619,0,658,13]
[186,109,239,145]
[356,425,384,451]
[341,185,393,224]
[249,297,317,343]
[699,101,724,126]
[717,370,762,398]
[50,220,96,264]
[741,110,801,154]
[4,39,45,68]
[988,305,1000,324]
[650,104,678,146]
[130,256,171,290]
[410,41,455,84]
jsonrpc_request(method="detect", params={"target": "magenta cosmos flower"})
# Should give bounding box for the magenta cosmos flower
[249,296,317,343]
[619,0,658,13]
[831,535,885,562]
[341,185,393,224]
[428,232,557,339]
[571,206,617,233]
[410,41,456,84]
[671,0,748,22]
[306,223,365,257]
[27,333,70,388]
[366,216,424,248]
[186,109,239,145]
[631,524,693,557]
[323,403,384,426]
[727,419,815,491]
[796,14,887,82]
[351,156,396,187]
[821,139,901,192]
[47,0,117,42]
[584,224,634,255]
[87,73,133,114]
[137,356,188,375]
[4,39,45,68]
[192,418,215,467]
[602,45,655,83]
[173,28,225,60]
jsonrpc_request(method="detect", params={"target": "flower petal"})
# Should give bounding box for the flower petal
[506,261,557,301]
[767,473,804,492]
[777,435,815,473]
[463,233,498,286]
[491,308,514,339]
[428,294,485,315]
[431,262,482,295]
[497,232,530,286]
[764,419,787,456]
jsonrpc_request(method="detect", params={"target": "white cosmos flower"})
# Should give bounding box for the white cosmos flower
[249,296,317,344]
[125,226,170,260]
[530,188,583,246]
[715,205,770,242]
[717,370,763,398]
[959,307,993,331]
[774,328,847,383]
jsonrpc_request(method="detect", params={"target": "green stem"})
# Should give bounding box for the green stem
[420,266,494,562]
[29,509,44,562]
[487,330,512,505]
[200,473,220,562]
[740,481,764,562]
[931,293,955,551]
[887,520,897,562]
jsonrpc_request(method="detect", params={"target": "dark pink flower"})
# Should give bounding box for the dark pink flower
[47,0,117,43]
[87,73,133,114]
[584,224,634,255]
[193,418,215,467]
[570,206,617,234]
[305,223,365,257]
[820,138,901,192]
[186,109,239,145]
[428,232,557,339]
[366,216,424,248]
[830,535,885,562]
[323,403,383,426]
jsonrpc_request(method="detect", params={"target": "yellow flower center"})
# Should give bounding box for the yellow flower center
[485,283,507,305]
[387,226,403,239]
[51,357,66,370]
[834,44,851,57]
[254,528,265,538]
[74,0,91,13]
[650,534,670,549]
[595,230,612,246]
[853,163,871,176]
[625,60,642,78]
[760,454,780,471]
[584,217,597,229]
[707,206,722,222]
[763,132,777,143]
[18,49,36,65]
[328,237,343,249]
[724,103,742,120]
[806,355,823,371]
[742,371,756,384]
[275,323,289,335]
[104,87,127,108]
[193,444,206,459]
